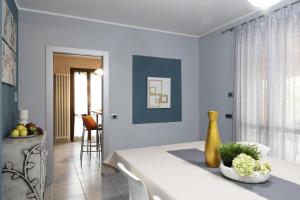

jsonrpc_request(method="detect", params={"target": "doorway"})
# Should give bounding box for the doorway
[70,68,103,142]
[53,53,103,143]
[46,46,109,184]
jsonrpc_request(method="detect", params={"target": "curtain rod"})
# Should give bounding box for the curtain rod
[222,0,300,34]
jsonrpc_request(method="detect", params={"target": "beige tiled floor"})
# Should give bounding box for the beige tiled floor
[44,142,129,200]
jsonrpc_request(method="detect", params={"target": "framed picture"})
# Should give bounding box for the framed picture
[2,41,16,86]
[132,55,181,124]
[147,77,171,108]
[2,0,17,52]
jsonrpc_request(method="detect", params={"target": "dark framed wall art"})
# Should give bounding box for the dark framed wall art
[132,55,182,124]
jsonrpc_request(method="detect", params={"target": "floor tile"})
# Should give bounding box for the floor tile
[85,188,123,200]
[102,188,124,200]
[85,192,103,200]
[115,184,129,200]
[75,164,102,173]
[55,194,87,200]
[54,166,78,177]
[54,156,74,164]
[51,183,84,200]
[54,163,76,171]
[101,165,118,176]
[74,159,99,167]
[51,142,126,200]
[108,173,128,186]
[53,173,80,185]
[81,178,115,194]
[78,171,103,182]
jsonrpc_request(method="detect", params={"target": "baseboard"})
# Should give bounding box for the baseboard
[54,138,70,143]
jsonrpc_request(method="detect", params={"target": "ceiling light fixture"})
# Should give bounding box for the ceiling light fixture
[248,0,283,9]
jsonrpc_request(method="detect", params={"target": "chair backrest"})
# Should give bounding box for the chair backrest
[237,142,271,158]
[152,196,162,200]
[81,114,97,130]
[296,155,300,165]
[117,162,151,200]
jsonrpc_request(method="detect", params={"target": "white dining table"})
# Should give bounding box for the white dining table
[104,141,300,200]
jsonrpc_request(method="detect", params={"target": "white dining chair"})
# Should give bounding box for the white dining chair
[296,155,300,165]
[117,162,151,200]
[237,142,271,158]
[153,196,162,200]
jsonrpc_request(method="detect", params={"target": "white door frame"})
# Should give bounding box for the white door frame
[45,46,109,184]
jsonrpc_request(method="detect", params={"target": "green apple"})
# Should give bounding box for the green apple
[10,129,20,137]
[16,124,26,132]
[20,129,28,137]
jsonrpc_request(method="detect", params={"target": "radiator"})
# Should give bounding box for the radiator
[54,74,70,141]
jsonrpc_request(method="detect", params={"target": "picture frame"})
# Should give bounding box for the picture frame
[2,41,16,86]
[147,77,171,109]
[2,0,17,52]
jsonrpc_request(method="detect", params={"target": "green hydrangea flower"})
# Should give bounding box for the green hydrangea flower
[254,160,261,171]
[232,153,255,176]
[232,154,272,176]
[259,162,271,174]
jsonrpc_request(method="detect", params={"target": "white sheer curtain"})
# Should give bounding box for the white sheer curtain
[74,72,88,138]
[90,71,102,112]
[235,6,300,162]
[73,70,102,139]
[90,71,103,124]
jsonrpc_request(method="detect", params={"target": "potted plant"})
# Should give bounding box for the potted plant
[218,143,271,183]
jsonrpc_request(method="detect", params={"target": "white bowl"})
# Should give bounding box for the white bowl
[220,162,270,183]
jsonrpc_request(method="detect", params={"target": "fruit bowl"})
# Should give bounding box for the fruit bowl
[220,162,270,183]
[9,133,39,139]
[9,123,43,139]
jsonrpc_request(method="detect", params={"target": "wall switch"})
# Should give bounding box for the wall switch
[14,92,18,103]
[112,114,118,119]
[228,92,234,98]
[225,114,233,119]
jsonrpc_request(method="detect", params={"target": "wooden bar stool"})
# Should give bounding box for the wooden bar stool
[80,114,102,164]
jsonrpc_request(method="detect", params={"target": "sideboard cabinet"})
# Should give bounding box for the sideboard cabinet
[2,133,47,200]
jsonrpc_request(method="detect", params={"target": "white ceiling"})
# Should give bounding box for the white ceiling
[16,0,259,37]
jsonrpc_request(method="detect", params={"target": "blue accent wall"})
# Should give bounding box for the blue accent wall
[132,55,182,124]
[1,0,18,137]
[2,84,18,136]
[1,1,18,198]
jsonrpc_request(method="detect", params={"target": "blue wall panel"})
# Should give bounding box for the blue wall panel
[1,0,18,137]
[132,55,182,124]
[2,84,18,136]
[1,1,18,198]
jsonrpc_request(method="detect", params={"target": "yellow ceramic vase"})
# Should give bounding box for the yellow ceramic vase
[205,111,221,168]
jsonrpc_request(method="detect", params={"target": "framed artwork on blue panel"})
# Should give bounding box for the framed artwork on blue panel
[132,55,181,124]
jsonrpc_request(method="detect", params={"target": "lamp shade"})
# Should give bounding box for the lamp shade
[19,109,28,124]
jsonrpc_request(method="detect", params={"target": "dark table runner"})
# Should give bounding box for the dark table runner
[168,148,300,200]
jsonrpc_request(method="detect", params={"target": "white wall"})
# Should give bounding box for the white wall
[18,10,200,181]
[198,30,235,143]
